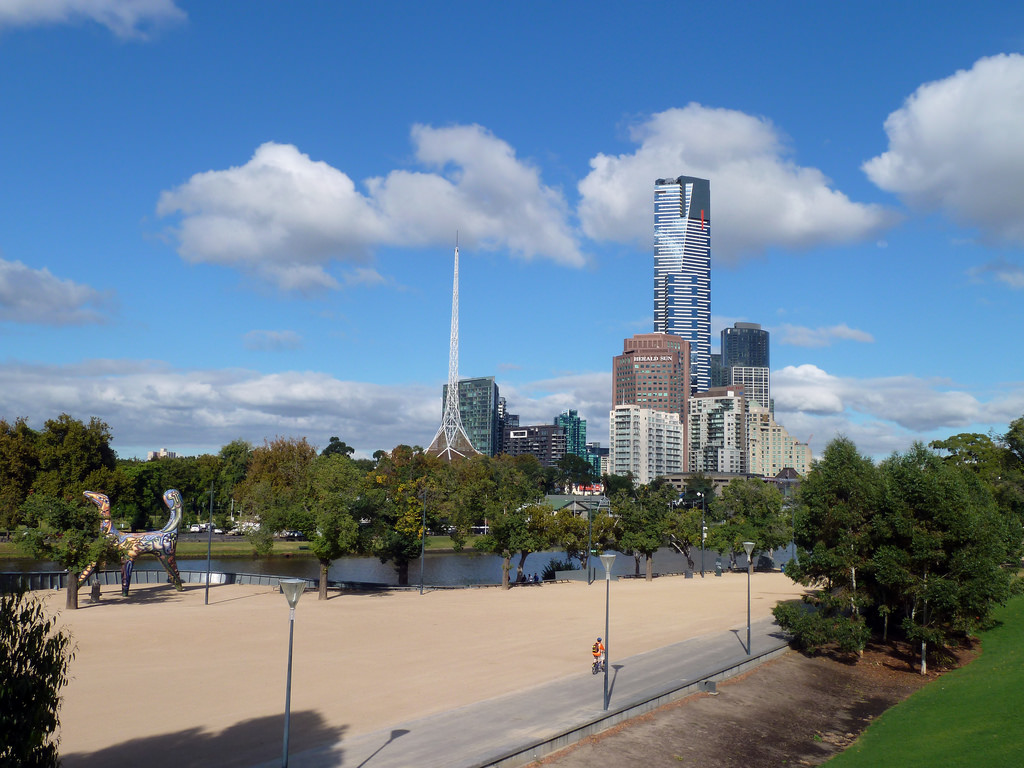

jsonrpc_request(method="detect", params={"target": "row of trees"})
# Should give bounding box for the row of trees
[4,412,794,604]
[775,418,1024,673]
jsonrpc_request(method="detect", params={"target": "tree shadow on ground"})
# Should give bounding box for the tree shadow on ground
[60,709,345,768]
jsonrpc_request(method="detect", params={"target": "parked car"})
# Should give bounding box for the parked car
[189,524,202,533]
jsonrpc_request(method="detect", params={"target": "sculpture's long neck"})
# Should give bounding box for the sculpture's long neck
[161,492,183,533]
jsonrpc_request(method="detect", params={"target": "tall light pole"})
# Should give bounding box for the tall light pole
[600,552,616,710]
[743,541,754,655]
[205,484,214,606]
[280,579,306,768]
[697,491,706,578]
[419,488,427,596]
[586,505,593,585]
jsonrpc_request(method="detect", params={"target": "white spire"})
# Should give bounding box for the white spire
[428,243,479,460]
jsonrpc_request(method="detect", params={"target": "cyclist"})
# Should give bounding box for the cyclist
[591,637,605,673]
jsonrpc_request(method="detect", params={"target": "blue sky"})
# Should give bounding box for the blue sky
[1,1,1023,461]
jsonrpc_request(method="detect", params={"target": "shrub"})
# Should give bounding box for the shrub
[542,558,574,581]
[1,590,74,767]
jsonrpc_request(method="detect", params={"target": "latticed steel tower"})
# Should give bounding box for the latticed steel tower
[427,245,479,461]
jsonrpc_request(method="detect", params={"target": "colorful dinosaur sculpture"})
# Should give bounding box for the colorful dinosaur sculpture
[78,489,184,596]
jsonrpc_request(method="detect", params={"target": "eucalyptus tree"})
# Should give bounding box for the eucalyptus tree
[773,436,880,655]
[875,443,1017,673]
[612,480,675,580]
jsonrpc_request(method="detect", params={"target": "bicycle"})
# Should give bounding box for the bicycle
[591,656,606,674]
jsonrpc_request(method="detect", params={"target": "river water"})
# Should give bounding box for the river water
[0,546,776,586]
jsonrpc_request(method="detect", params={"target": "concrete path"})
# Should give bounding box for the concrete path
[261,615,791,768]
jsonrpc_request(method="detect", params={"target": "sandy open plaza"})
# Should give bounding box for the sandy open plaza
[37,571,809,767]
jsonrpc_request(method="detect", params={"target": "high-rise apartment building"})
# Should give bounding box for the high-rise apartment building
[502,424,566,467]
[555,409,587,457]
[688,386,748,474]
[654,175,711,393]
[609,404,685,485]
[441,376,500,456]
[746,404,812,477]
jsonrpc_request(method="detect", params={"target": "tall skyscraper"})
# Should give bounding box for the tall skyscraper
[654,175,711,393]
[688,386,748,474]
[721,322,770,410]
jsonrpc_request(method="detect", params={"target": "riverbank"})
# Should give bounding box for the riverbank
[0,534,479,560]
[42,572,808,767]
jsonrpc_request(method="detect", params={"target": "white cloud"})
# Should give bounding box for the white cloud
[771,364,1004,433]
[0,360,440,458]
[157,126,584,292]
[0,257,110,325]
[776,323,875,348]
[0,358,1020,465]
[968,259,1024,290]
[864,54,1024,245]
[242,330,303,352]
[577,105,896,263]
[0,0,184,38]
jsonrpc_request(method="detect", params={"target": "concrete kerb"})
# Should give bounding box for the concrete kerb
[473,641,793,768]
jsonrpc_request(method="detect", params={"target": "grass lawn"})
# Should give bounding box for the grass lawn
[826,592,1024,767]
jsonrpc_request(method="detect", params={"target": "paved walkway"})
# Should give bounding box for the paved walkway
[256,615,791,768]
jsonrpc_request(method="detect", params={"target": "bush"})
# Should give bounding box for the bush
[773,599,871,656]
[1,590,74,767]
[542,558,574,581]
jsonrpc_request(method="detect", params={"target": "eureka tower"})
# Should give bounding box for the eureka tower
[653,175,711,393]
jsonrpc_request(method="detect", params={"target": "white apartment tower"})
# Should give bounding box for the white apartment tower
[688,387,747,474]
[609,404,685,486]
[654,176,711,393]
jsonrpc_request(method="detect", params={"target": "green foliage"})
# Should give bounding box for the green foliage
[0,590,74,768]
[710,478,788,565]
[773,600,871,656]
[32,413,117,500]
[321,436,355,457]
[0,417,40,528]
[612,480,675,579]
[541,558,573,580]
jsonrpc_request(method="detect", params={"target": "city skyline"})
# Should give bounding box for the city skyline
[1,3,1023,462]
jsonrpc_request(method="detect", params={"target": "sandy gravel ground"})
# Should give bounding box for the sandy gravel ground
[36,572,807,767]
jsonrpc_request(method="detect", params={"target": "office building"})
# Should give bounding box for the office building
[613,333,690,416]
[441,376,500,456]
[688,386,748,474]
[585,441,609,477]
[721,322,770,409]
[555,409,587,457]
[654,175,711,392]
[502,424,566,467]
[609,404,685,485]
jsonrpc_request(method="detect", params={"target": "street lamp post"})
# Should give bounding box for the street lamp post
[600,552,616,710]
[697,491,706,578]
[280,579,306,768]
[586,507,593,585]
[743,541,754,656]
[419,489,427,596]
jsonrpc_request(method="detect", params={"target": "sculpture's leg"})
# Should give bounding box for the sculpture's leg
[78,560,99,587]
[158,552,184,591]
[121,558,134,596]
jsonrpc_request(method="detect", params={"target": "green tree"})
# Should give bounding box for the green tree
[18,494,115,609]
[713,478,788,567]
[301,453,362,599]
[476,454,549,588]
[364,445,443,586]
[32,414,117,501]
[774,436,880,655]
[875,443,1017,673]
[601,472,635,497]
[1,590,74,767]
[321,436,356,458]
[612,481,674,580]
[555,453,597,491]
[0,417,40,528]
[235,437,319,555]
